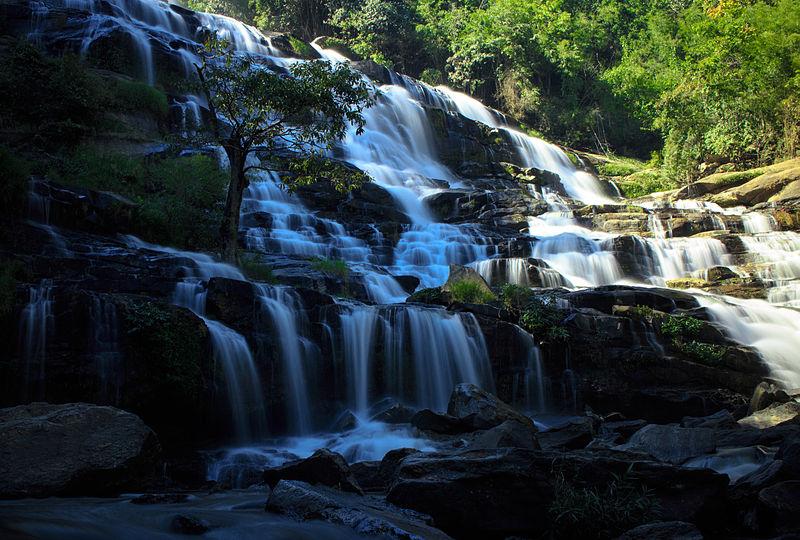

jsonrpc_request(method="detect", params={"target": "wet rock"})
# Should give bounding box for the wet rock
[749,381,792,413]
[386,449,553,539]
[603,419,649,443]
[468,419,540,450]
[410,409,471,435]
[739,402,800,429]
[616,521,702,540]
[776,440,800,480]
[0,403,161,497]
[131,493,189,505]
[350,461,382,491]
[538,417,596,450]
[621,424,716,465]
[266,480,448,539]
[170,514,210,535]
[757,481,800,533]
[442,265,493,299]
[682,409,738,429]
[262,448,363,494]
[332,410,358,432]
[447,383,536,431]
[370,402,416,424]
[205,277,256,333]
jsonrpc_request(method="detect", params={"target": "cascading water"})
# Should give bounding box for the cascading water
[89,295,122,404]
[256,284,314,434]
[18,280,54,400]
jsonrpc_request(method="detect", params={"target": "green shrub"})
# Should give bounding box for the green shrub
[448,279,496,304]
[676,340,726,364]
[310,258,350,279]
[616,170,678,199]
[239,253,277,283]
[519,296,569,342]
[0,260,24,318]
[287,35,314,58]
[107,78,169,119]
[499,283,533,311]
[660,314,703,339]
[48,146,227,250]
[597,160,642,177]
[0,146,31,220]
[549,470,660,539]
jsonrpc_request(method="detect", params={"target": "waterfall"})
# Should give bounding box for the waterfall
[89,295,122,404]
[699,295,800,389]
[206,318,268,441]
[340,304,380,414]
[18,280,54,400]
[256,285,313,434]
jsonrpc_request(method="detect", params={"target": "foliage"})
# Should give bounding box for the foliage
[660,314,703,339]
[310,257,350,279]
[194,36,374,260]
[448,279,496,304]
[0,146,31,220]
[47,147,227,250]
[615,169,677,198]
[548,469,660,539]
[660,314,724,363]
[499,283,533,311]
[519,295,569,342]
[0,41,169,145]
[239,253,278,282]
[0,260,25,319]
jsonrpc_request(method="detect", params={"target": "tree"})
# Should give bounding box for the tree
[194,38,375,262]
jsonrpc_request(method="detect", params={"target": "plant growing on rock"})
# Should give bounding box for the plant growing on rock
[548,469,660,539]
[519,296,569,343]
[449,279,496,304]
[194,37,375,262]
[660,314,725,364]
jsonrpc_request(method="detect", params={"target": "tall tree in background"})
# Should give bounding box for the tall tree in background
[195,38,375,262]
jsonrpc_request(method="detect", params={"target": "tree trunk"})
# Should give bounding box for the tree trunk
[220,145,248,264]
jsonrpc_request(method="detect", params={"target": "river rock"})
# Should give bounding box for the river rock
[681,409,738,429]
[739,401,800,429]
[757,481,800,533]
[386,449,553,538]
[621,424,716,464]
[446,383,536,431]
[749,381,792,413]
[616,521,703,540]
[266,480,449,539]
[0,402,161,497]
[538,416,596,450]
[170,514,211,535]
[468,419,540,450]
[262,448,363,494]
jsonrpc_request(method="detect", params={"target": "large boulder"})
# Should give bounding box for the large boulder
[266,480,450,539]
[757,480,800,533]
[739,401,800,429]
[263,448,363,494]
[621,424,716,465]
[616,521,702,540]
[0,402,161,497]
[447,383,536,431]
[386,449,553,538]
[468,419,541,450]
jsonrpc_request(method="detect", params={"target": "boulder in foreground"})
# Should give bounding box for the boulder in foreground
[0,402,161,498]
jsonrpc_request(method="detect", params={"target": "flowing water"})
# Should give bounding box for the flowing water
[17,0,800,514]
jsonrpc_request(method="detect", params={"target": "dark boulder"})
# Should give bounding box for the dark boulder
[410,409,471,435]
[386,449,553,539]
[446,383,536,431]
[616,521,702,540]
[468,419,540,450]
[757,481,800,533]
[538,417,596,450]
[621,424,716,465]
[0,402,161,497]
[263,448,363,494]
[170,514,211,535]
[749,381,792,413]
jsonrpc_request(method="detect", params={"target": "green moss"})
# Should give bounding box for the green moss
[407,287,451,305]
[121,299,206,410]
[449,279,496,304]
[660,314,703,339]
[499,283,533,311]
